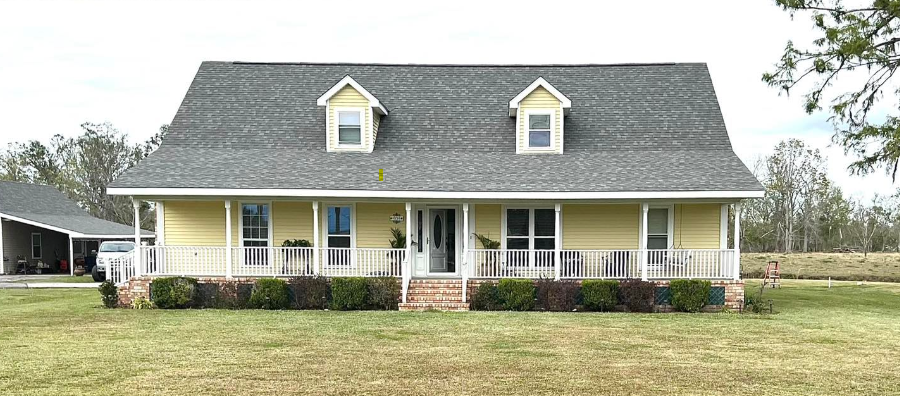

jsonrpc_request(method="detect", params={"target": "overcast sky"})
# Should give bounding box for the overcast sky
[0,0,895,198]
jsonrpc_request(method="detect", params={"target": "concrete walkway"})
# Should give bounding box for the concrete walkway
[0,275,100,289]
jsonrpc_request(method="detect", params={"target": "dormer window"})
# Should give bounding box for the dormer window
[527,112,553,149]
[510,77,571,154]
[338,110,363,146]
[317,75,388,153]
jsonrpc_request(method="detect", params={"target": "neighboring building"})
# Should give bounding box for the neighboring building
[108,61,763,310]
[0,181,153,274]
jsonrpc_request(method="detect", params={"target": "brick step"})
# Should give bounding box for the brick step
[406,290,463,296]
[407,296,463,303]
[409,280,463,284]
[399,302,470,312]
[406,283,463,289]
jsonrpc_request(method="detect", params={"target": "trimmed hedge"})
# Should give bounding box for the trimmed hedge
[289,276,330,310]
[536,278,579,312]
[366,277,400,310]
[151,277,198,309]
[331,277,368,310]
[471,282,502,311]
[619,279,656,313]
[248,278,290,310]
[582,280,619,311]
[670,279,711,312]
[497,279,535,311]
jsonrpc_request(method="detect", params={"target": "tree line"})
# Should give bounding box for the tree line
[743,138,896,254]
[0,122,166,230]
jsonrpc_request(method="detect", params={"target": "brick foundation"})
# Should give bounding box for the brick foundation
[116,276,151,307]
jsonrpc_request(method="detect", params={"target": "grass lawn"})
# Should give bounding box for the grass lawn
[10,275,97,283]
[742,252,900,281]
[2,281,900,395]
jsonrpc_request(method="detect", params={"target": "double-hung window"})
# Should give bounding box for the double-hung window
[646,208,670,250]
[326,205,353,265]
[505,208,556,267]
[337,110,362,146]
[241,203,270,265]
[527,113,552,149]
[31,233,42,259]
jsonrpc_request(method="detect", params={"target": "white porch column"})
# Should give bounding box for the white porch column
[462,203,470,301]
[554,203,561,280]
[68,235,74,276]
[0,215,5,274]
[156,201,166,246]
[312,201,320,275]
[133,198,142,276]
[733,202,742,281]
[225,200,233,279]
[404,202,412,304]
[640,203,649,281]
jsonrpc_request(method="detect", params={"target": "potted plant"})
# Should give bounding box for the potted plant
[473,233,501,276]
[282,239,313,275]
[388,228,406,275]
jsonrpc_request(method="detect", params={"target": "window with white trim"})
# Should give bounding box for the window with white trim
[241,203,270,265]
[505,208,555,267]
[326,205,353,265]
[647,208,669,250]
[31,233,42,259]
[527,113,552,148]
[337,111,362,146]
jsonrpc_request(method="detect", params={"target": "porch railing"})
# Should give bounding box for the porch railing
[137,246,406,278]
[106,252,135,286]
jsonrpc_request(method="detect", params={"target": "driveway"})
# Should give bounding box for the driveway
[0,275,100,289]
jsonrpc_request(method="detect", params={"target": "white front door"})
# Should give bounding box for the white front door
[429,209,448,272]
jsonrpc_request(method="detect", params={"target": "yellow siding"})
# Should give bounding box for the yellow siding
[473,204,501,247]
[518,86,562,153]
[164,201,227,246]
[328,85,371,151]
[355,203,406,248]
[673,204,721,249]
[273,202,313,245]
[562,204,639,249]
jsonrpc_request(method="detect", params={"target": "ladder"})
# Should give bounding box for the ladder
[763,260,781,288]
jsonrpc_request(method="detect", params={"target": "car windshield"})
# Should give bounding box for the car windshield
[99,243,134,253]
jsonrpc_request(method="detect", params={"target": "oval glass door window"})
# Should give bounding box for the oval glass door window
[433,214,443,249]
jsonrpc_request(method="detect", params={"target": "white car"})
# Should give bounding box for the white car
[92,241,135,281]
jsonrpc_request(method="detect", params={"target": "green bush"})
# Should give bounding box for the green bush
[619,279,656,313]
[331,277,368,310]
[289,276,330,309]
[366,277,400,310]
[582,280,619,311]
[497,279,535,311]
[151,277,198,309]
[130,297,154,309]
[98,280,118,308]
[248,278,290,310]
[470,282,502,311]
[536,278,579,311]
[670,279,711,313]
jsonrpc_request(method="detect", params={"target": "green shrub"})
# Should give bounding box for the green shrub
[582,280,619,311]
[98,280,118,308]
[248,278,290,310]
[289,276,330,309]
[619,279,656,313]
[470,282,502,311]
[536,278,579,311]
[151,277,198,309]
[130,297,154,309]
[670,279,711,313]
[366,277,400,310]
[331,277,368,310]
[497,279,535,311]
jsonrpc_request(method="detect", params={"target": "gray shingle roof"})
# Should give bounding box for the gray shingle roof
[0,181,153,237]
[110,61,762,194]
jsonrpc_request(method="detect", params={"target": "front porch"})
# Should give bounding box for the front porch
[111,198,745,306]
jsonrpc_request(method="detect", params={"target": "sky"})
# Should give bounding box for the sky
[0,0,896,199]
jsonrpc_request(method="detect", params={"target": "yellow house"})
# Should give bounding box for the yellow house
[108,61,763,310]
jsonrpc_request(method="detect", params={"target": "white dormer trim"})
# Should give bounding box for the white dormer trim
[508,77,571,117]
[317,75,388,115]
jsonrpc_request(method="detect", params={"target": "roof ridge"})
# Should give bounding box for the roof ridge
[225,61,705,68]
